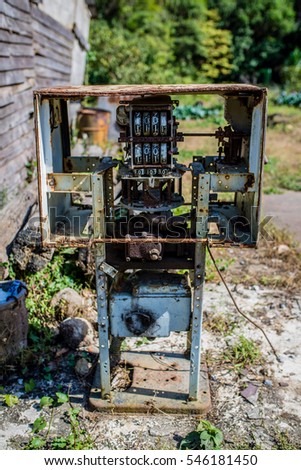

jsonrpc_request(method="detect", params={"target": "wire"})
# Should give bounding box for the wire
[206,242,280,362]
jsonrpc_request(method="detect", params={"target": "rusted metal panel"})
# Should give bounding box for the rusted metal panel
[210,173,255,192]
[47,173,92,192]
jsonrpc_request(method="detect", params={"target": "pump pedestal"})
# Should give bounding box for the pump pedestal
[89,352,211,414]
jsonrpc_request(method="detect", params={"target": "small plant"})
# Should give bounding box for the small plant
[0,188,7,209]
[135,337,150,347]
[25,392,94,450]
[204,312,236,336]
[205,255,235,282]
[1,394,19,407]
[25,159,37,184]
[272,430,299,450]
[223,335,261,370]
[24,378,36,393]
[180,420,223,450]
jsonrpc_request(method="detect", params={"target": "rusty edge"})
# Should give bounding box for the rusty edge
[33,83,267,99]
[34,94,45,244]
[40,238,256,248]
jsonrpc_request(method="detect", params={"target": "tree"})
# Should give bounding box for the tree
[86,0,233,85]
[208,0,296,83]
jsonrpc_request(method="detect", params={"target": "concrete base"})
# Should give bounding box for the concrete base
[89,351,211,414]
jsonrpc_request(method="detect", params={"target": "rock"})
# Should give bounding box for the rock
[11,228,54,273]
[75,357,92,377]
[277,244,290,256]
[241,383,259,405]
[148,427,170,437]
[251,285,260,292]
[247,408,262,420]
[84,344,99,355]
[51,288,97,325]
[278,381,289,387]
[59,317,94,349]
[263,379,273,387]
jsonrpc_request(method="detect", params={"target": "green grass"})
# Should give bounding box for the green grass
[223,335,261,370]
[263,155,301,193]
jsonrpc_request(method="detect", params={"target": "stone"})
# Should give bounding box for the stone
[263,379,273,387]
[278,381,289,387]
[241,383,259,405]
[51,288,97,326]
[247,408,262,420]
[75,357,92,377]
[11,228,54,273]
[277,244,290,256]
[59,317,94,349]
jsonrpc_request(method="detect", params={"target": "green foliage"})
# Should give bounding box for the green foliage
[25,392,94,450]
[224,335,261,370]
[24,251,84,329]
[40,396,54,408]
[174,103,222,121]
[180,420,223,450]
[0,188,7,210]
[198,10,233,80]
[24,379,36,393]
[274,90,301,108]
[2,394,19,407]
[26,437,47,450]
[264,155,301,193]
[90,0,301,87]
[55,392,69,404]
[280,48,301,89]
[209,0,296,83]
[32,417,47,434]
[205,255,235,282]
[87,1,233,85]
[272,430,300,450]
[135,337,150,347]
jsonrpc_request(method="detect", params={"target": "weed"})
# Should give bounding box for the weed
[25,392,94,450]
[205,255,235,282]
[272,430,300,450]
[264,155,301,193]
[1,394,19,407]
[180,420,223,450]
[135,337,150,347]
[0,188,7,209]
[228,440,262,450]
[223,335,261,370]
[24,378,36,393]
[120,339,129,351]
[25,159,37,184]
[24,250,85,327]
[204,312,237,336]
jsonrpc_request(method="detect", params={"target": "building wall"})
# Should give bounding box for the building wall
[0,0,92,262]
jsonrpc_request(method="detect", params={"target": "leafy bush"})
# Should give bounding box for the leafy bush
[173,104,222,121]
[274,91,301,108]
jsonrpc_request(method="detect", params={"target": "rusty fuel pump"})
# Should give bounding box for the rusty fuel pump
[34,84,267,413]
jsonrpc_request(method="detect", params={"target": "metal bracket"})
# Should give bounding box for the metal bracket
[99,261,118,279]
